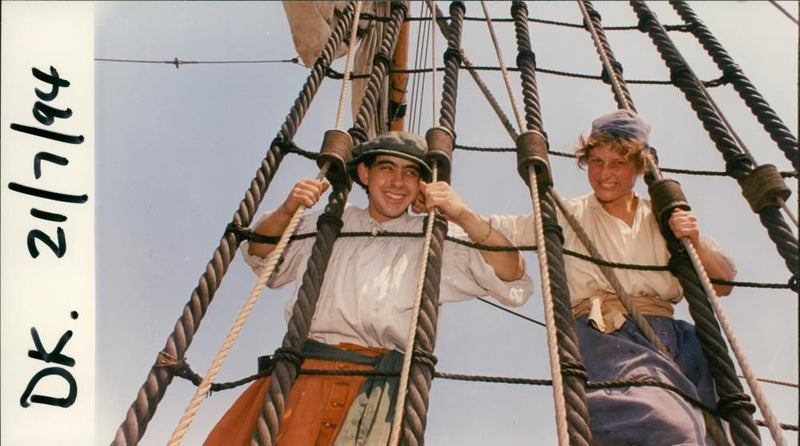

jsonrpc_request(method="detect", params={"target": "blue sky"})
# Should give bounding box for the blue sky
[91,2,797,444]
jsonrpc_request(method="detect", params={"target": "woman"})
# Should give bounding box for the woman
[493,110,736,445]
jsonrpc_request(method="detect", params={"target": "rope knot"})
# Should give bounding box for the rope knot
[582,7,602,28]
[411,348,438,374]
[516,49,537,69]
[226,222,252,243]
[560,358,588,382]
[636,10,657,33]
[372,51,391,69]
[702,75,730,88]
[443,47,462,65]
[716,392,756,417]
[324,66,345,80]
[318,210,345,232]
[788,274,798,293]
[541,220,565,245]
[272,135,292,155]
[155,350,188,374]
[600,60,624,86]
[272,347,305,367]
[668,64,694,87]
[724,153,753,180]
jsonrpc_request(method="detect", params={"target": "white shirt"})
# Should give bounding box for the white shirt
[241,205,534,351]
[493,193,686,306]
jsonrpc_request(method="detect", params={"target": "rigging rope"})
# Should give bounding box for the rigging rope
[481,1,524,133]
[429,2,519,141]
[389,166,439,446]
[502,2,570,444]
[109,2,364,444]
[115,2,796,444]
[630,2,791,444]
[580,2,758,445]
[172,358,800,435]
[395,4,464,445]
[767,1,800,27]
[389,3,439,445]
[252,2,408,444]
[511,2,592,444]
[169,3,365,445]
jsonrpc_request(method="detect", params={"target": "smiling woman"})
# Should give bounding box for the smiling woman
[494,108,742,444]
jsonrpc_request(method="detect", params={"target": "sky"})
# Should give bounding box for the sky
[85,1,799,445]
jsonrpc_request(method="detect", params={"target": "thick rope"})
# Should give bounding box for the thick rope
[167,166,329,445]
[436,2,464,133]
[632,0,799,276]
[578,1,636,112]
[389,166,439,446]
[427,2,519,141]
[630,5,770,444]
[398,5,464,445]
[430,3,437,129]
[252,183,349,446]
[669,0,798,171]
[527,168,570,446]
[168,4,365,443]
[398,213,447,446]
[506,3,566,444]
[627,11,796,442]
[682,238,788,445]
[512,2,592,444]
[350,0,408,147]
[252,3,407,444]
[109,3,359,445]
[481,1,525,132]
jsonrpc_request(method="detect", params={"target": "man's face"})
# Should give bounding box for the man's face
[357,154,423,222]
[586,143,639,207]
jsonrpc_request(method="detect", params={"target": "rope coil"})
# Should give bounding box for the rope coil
[741,164,792,212]
[516,130,552,187]
[317,129,354,185]
[648,178,691,233]
[716,392,757,417]
[425,126,454,183]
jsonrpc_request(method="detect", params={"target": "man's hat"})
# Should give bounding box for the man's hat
[590,109,651,145]
[347,131,432,186]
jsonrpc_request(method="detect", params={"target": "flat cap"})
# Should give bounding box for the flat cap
[348,131,432,186]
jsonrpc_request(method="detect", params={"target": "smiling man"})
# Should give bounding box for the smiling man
[205,131,533,445]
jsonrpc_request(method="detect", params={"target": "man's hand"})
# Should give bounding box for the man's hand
[415,181,468,225]
[248,179,329,258]
[280,179,330,216]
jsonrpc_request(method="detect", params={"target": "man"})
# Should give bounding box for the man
[493,110,737,445]
[205,131,533,445]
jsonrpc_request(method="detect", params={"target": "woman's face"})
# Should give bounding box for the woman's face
[586,143,639,207]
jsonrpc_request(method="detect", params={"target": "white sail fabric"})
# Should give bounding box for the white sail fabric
[283,1,393,139]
